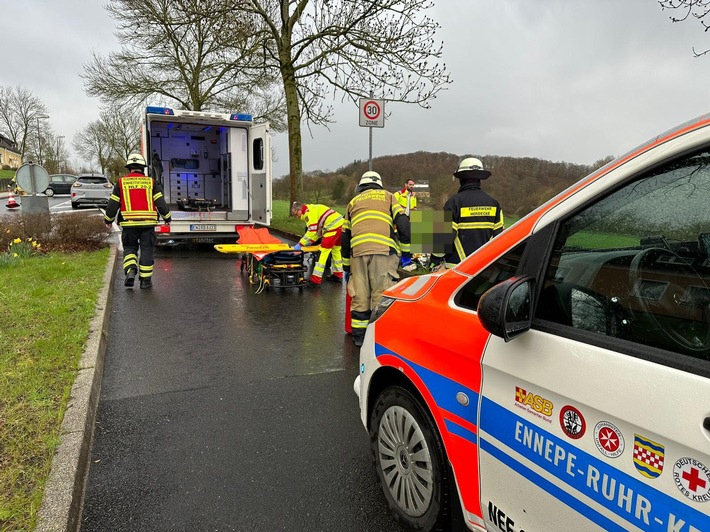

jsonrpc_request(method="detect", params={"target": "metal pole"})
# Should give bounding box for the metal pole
[368,90,373,171]
[56,135,65,172]
[37,117,42,165]
[368,127,372,171]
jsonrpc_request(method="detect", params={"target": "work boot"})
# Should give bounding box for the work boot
[326,273,343,283]
[308,276,322,287]
[352,334,364,347]
[140,277,153,290]
[124,269,137,287]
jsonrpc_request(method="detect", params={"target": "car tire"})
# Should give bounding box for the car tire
[71,202,79,209]
[370,386,451,532]
[45,188,55,197]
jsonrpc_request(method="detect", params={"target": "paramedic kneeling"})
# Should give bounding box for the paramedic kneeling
[105,153,172,289]
[291,201,344,285]
[342,171,410,347]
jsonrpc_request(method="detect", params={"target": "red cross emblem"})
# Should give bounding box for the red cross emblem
[673,457,710,503]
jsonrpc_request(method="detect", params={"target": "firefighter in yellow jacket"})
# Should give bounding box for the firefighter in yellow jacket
[291,201,344,285]
[105,153,172,289]
[341,171,410,347]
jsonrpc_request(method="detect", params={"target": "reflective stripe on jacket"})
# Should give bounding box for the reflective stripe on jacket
[298,204,344,246]
[104,172,172,227]
[394,189,417,215]
[432,180,503,266]
[341,186,410,266]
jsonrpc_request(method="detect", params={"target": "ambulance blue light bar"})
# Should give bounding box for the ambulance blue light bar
[146,106,175,115]
[230,113,253,122]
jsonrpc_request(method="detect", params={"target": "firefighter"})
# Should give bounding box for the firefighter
[430,157,504,270]
[341,171,410,347]
[291,201,344,285]
[394,179,417,271]
[105,153,172,289]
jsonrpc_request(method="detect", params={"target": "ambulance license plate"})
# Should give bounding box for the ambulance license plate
[190,224,216,231]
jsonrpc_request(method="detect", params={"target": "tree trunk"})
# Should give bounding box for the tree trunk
[282,65,302,209]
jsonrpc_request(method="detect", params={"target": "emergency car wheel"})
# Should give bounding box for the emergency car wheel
[370,386,450,532]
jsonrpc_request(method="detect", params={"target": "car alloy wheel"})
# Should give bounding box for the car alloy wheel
[370,386,451,531]
[45,188,55,197]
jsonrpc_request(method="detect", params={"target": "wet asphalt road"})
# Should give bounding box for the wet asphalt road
[80,245,408,532]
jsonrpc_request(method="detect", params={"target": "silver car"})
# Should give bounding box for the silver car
[71,174,112,209]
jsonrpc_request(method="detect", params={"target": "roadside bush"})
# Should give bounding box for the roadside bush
[49,212,111,252]
[0,212,110,256]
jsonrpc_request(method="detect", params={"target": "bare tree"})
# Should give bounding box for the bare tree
[100,104,141,162]
[659,0,710,55]
[0,85,49,161]
[73,121,113,175]
[240,0,452,206]
[82,0,284,122]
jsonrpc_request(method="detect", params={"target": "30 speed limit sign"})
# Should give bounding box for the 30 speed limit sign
[359,98,385,128]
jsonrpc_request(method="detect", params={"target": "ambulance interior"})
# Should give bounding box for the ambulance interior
[147,119,245,212]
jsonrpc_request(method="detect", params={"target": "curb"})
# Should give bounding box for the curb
[34,245,118,532]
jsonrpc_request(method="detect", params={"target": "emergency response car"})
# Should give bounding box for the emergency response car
[355,114,710,531]
[141,106,271,244]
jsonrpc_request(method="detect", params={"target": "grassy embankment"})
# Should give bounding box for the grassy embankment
[0,247,109,531]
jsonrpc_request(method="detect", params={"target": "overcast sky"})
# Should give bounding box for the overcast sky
[3,0,710,178]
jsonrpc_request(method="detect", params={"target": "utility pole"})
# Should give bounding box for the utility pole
[56,135,65,172]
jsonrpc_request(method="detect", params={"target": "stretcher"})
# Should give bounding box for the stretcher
[215,227,316,293]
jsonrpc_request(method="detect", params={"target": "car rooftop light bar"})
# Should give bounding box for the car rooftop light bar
[230,113,253,122]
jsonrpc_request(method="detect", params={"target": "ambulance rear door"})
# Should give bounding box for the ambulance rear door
[248,122,271,225]
[477,146,710,531]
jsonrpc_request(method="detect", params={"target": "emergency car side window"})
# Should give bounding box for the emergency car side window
[455,242,527,311]
[536,148,710,363]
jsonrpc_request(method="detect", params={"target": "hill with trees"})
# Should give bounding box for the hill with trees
[273,151,614,217]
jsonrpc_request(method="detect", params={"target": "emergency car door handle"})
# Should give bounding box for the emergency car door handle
[704,417,710,432]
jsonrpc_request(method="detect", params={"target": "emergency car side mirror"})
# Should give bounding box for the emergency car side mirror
[477,276,534,342]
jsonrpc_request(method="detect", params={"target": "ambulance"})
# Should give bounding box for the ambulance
[141,106,272,244]
[355,114,710,531]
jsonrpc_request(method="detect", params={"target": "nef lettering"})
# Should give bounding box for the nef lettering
[586,465,651,525]
[515,421,576,476]
[488,502,525,532]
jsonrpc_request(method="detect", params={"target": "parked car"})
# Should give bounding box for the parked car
[44,174,77,196]
[71,174,113,209]
[355,114,710,531]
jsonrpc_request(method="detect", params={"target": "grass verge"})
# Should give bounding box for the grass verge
[0,249,109,532]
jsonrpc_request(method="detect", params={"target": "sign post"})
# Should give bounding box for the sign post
[359,98,385,170]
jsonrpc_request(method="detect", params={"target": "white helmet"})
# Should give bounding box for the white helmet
[125,153,147,168]
[454,157,491,180]
[358,170,383,188]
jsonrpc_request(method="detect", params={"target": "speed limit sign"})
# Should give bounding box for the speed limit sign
[359,98,385,128]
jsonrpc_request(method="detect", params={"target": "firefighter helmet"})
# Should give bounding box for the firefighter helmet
[454,157,491,180]
[358,170,383,188]
[125,153,147,169]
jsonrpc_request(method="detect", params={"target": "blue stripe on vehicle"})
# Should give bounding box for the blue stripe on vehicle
[374,343,479,433]
[445,419,478,445]
[480,397,710,531]
[480,438,625,532]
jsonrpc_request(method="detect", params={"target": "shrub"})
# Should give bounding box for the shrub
[0,212,110,255]
[49,212,111,252]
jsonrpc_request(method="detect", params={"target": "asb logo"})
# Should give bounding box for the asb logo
[514,386,554,419]
[594,421,624,459]
[559,405,586,439]
[673,457,710,503]
[633,434,665,479]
